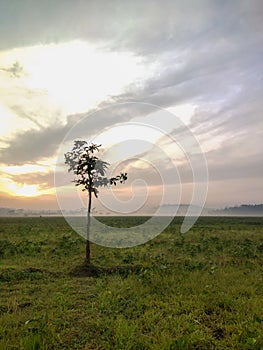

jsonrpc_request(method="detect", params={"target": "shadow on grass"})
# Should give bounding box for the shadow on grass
[69,263,143,278]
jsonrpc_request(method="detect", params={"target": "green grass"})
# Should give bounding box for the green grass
[0,216,263,349]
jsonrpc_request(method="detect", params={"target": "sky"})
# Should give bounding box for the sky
[0,0,262,214]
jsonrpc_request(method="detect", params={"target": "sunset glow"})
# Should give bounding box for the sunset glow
[7,183,39,197]
[1,41,147,116]
[0,1,262,212]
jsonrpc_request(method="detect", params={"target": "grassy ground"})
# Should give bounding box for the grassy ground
[0,216,263,349]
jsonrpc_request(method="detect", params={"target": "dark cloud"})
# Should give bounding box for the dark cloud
[0,0,214,50]
[1,0,262,54]
[0,102,156,165]
[0,123,67,165]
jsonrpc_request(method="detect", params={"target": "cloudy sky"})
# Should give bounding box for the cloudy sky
[0,0,262,213]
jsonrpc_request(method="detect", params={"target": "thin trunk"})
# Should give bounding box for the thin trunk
[86,190,92,264]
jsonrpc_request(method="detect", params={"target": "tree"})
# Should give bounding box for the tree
[64,140,127,264]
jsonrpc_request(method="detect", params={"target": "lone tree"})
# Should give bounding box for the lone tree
[64,140,127,264]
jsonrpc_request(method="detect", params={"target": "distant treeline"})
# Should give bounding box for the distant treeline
[212,204,263,216]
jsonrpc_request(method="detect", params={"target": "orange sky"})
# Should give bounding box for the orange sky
[1,1,262,213]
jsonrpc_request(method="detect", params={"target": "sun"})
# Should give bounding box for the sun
[16,184,38,197]
[0,40,154,144]
[15,40,146,115]
[7,182,39,197]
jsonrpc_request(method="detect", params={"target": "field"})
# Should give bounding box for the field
[0,216,263,349]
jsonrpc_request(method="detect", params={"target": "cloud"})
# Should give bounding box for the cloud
[1,0,262,53]
[6,172,53,191]
[1,0,262,208]
[0,191,58,210]
[10,105,44,129]
[0,61,23,77]
[0,101,153,165]
[1,0,212,50]
[0,123,68,165]
[205,135,263,181]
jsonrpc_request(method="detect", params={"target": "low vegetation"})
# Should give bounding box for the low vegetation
[0,216,263,349]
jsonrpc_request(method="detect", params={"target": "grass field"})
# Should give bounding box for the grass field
[0,216,263,349]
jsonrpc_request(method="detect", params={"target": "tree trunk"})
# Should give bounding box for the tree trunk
[85,190,92,264]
